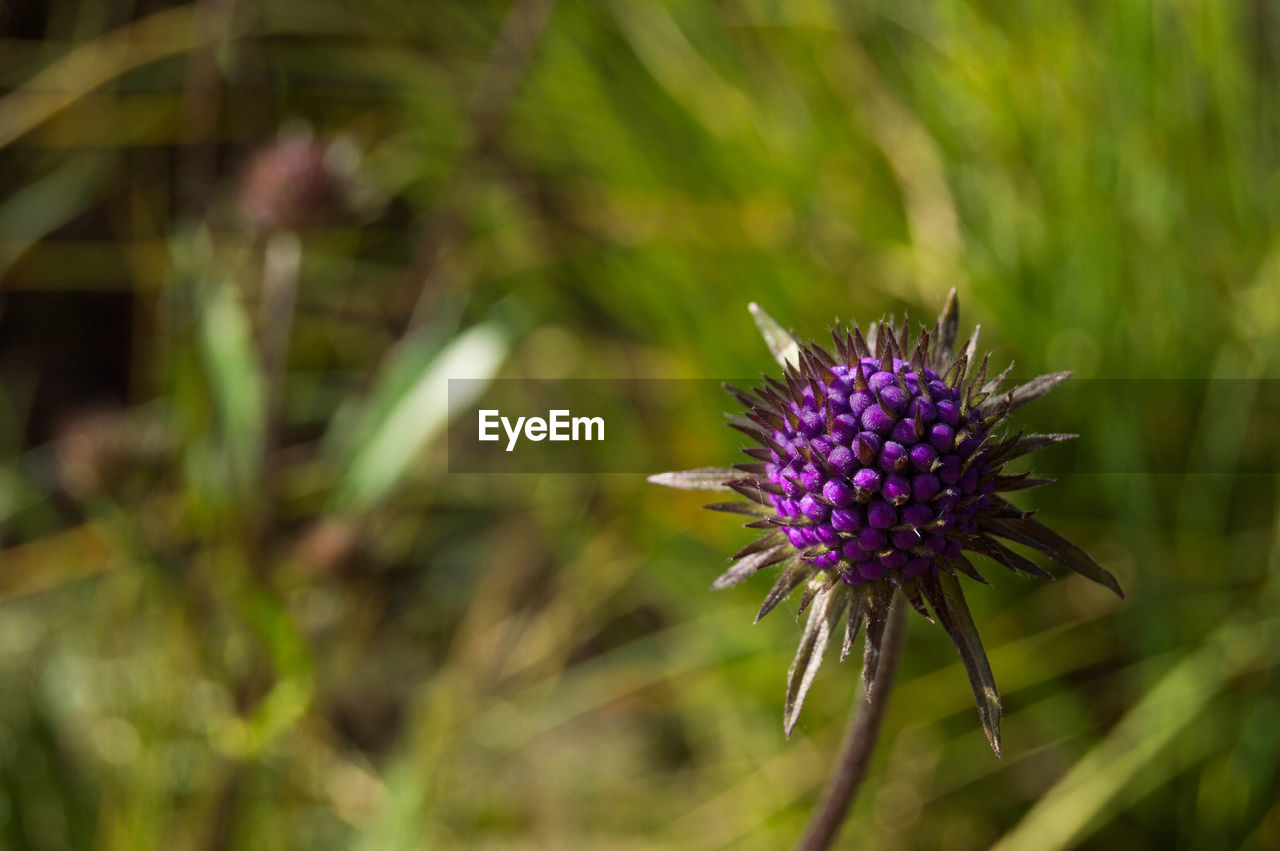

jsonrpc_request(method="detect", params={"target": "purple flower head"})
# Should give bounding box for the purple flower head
[650,292,1122,751]
[239,136,360,232]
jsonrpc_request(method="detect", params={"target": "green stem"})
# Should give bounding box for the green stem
[795,594,908,851]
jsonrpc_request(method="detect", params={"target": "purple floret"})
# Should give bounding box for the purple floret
[762,358,994,587]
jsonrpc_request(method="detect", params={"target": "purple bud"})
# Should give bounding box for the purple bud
[816,524,842,546]
[878,549,908,569]
[841,538,866,561]
[854,432,882,465]
[879,440,908,472]
[934,488,960,511]
[879,385,910,412]
[958,467,980,493]
[943,538,963,558]
[937,455,962,485]
[785,528,807,548]
[901,557,931,579]
[901,503,933,527]
[867,500,897,529]
[815,551,841,569]
[956,433,979,456]
[868,371,897,392]
[909,397,937,424]
[911,473,941,502]
[832,414,860,443]
[892,528,923,550]
[923,534,947,555]
[799,494,830,522]
[909,444,938,472]
[936,399,960,426]
[800,464,824,492]
[823,479,855,507]
[882,474,911,505]
[852,467,882,494]
[857,527,887,551]
[831,507,863,532]
[796,408,824,437]
[781,470,805,498]
[810,435,834,457]
[827,445,856,476]
[861,405,896,435]
[778,497,801,517]
[801,527,821,546]
[859,561,888,581]
[849,391,876,416]
[928,423,956,453]
[891,418,920,444]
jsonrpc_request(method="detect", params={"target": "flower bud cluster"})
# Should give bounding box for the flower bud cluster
[766,357,992,585]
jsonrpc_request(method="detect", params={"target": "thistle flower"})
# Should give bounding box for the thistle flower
[650,292,1121,753]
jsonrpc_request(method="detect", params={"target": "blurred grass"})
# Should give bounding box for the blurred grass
[2,0,1280,849]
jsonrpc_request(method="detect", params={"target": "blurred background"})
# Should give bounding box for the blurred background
[2,0,1280,848]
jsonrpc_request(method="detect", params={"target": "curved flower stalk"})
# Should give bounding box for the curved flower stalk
[650,291,1122,755]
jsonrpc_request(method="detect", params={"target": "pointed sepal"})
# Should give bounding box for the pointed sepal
[711,544,791,590]
[783,583,849,737]
[980,371,1072,416]
[755,558,814,622]
[860,583,894,698]
[732,531,786,559]
[934,288,960,367]
[841,590,866,662]
[967,535,1055,579]
[749,303,801,369]
[921,571,1002,755]
[986,512,1123,598]
[703,501,771,517]
[648,468,742,491]
[1005,433,1077,461]
[961,324,981,368]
